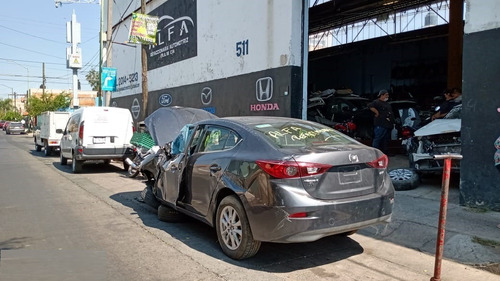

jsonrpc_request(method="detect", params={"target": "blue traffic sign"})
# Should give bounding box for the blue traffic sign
[101,67,117,91]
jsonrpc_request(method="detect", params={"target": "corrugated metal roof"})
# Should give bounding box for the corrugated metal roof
[309,0,444,34]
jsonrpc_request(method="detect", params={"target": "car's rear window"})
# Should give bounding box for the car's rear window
[10,122,22,126]
[250,120,357,148]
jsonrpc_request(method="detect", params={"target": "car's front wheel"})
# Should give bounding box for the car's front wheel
[216,195,261,260]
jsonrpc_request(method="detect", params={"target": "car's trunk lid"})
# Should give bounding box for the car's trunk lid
[290,145,386,200]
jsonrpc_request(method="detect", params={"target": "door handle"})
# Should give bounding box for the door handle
[210,165,221,176]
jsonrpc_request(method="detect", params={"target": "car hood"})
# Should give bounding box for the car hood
[414,119,461,137]
[144,106,218,145]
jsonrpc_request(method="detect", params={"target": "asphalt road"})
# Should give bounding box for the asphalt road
[0,132,497,281]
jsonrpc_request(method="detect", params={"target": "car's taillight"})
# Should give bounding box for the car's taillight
[256,160,332,179]
[367,155,389,169]
[79,121,84,140]
[401,127,413,139]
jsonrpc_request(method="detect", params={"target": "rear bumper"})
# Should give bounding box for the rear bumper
[242,180,394,243]
[7,129,24,134]
[74,146,134,161]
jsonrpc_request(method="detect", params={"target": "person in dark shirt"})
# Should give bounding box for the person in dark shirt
[432,88,462,120]
[369,89,395,154]
[432,89,454,120]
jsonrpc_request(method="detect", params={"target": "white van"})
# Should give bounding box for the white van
[59,107,135,173]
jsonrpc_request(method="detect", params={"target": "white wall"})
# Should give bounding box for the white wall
[464,0,500,34]
[111,0,303,98]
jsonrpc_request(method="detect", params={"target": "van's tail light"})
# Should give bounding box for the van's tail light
[367,155,388,169]
[79,121,84,140]
[256,160,332,179]
[132,124,136,133]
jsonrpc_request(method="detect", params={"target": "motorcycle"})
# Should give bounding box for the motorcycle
[125,145,162,182]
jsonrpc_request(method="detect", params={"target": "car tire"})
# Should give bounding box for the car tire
[216,195,261,260]
[141,184,160,209]
[60,151,68,165]
[44,143,51,156]
[157,204,183,222]
[389,168,420,191]
[72,154,83,173]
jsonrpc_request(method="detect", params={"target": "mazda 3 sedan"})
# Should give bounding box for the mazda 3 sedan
[154,116,394,259]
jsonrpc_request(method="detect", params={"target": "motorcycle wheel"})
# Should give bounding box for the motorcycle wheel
[127,165,140,178]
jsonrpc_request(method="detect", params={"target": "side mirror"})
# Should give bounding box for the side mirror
[56,129,63,134]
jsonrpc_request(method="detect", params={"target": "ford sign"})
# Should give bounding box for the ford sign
[159,94,172,107]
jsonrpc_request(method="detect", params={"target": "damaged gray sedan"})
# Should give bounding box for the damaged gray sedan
[153,116,394,259]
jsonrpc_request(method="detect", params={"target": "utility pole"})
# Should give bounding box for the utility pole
[105,0,113,106]
[141,0,148,121]
[67,11,82,109]
[42,63,46,95]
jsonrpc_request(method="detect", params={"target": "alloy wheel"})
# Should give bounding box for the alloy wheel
[219,205,242,250]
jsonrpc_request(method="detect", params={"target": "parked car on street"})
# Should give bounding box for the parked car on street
[0,120,6,129]
[59,107,135,173]
[34,111,71,156]
[3,121,10,131]
[152,116,395,259]
[5,121,25,135]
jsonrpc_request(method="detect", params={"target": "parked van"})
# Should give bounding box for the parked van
[59,107,134,173]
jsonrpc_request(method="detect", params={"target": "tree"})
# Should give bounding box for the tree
[2,110,22,121]
[85,68,99,91]
[0,98,14,117]
[25,92,71,117]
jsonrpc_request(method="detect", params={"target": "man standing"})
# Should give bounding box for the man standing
[369,89,395,154]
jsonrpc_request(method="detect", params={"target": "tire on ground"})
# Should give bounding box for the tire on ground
[44,142,51,156]
[60,151,68,165]
[157,204,184,223]
[141,184,160,209]
[215,195,261,260]
[388,168,420,191]
[72,154,83,173]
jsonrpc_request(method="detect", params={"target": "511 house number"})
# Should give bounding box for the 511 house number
[236,40,249,57]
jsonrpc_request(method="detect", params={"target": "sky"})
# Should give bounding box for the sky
[0,0,101,99]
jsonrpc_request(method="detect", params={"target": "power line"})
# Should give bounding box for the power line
[0,24,66,45]
[0,58,65,66]
[0,42,66,59]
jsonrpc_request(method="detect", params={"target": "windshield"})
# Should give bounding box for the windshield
[251,120,357,148]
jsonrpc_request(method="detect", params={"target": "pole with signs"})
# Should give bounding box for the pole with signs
[66,10,82,109]
[127,1,159,121]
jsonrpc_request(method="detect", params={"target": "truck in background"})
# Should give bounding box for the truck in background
[34,111,71,156]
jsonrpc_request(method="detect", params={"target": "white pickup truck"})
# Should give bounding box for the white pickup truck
[34,111,71,156]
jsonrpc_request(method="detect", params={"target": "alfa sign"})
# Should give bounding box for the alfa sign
[101,67,117,92]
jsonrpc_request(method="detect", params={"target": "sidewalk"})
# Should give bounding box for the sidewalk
[68,151,500,279]
[377,155,500,274]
